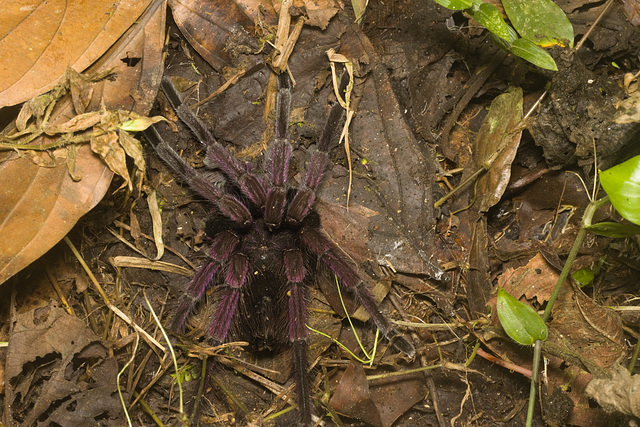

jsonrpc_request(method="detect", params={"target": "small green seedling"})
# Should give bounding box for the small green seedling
[572,267,595,288]
[171,363,199,384]
[497,287,548,345]
[433,0,574,70]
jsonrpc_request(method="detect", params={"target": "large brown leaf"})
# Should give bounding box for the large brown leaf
[168,0,338,71]
[0,0,166,284]
[0,0,153,107]
[473,87,522,213]
[169,0,271,71]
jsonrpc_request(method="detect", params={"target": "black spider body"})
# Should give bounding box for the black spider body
[148,71,415,425]
[207,209,320,354]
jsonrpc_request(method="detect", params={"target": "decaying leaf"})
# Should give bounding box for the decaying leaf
[330,362,383,426]
[549,284,625,370]
[5,303,123,425]
[614,90,640,123]
[329,361,426,427]
[495,253,558,305]
[474,86,523,212]
[586,364,640,417]
[90,130,132,190]
[169,0,265,71]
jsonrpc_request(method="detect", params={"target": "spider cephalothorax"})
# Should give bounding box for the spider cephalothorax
[148,70,415,424]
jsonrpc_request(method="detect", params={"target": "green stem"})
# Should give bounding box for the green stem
[526,195,609,426]
[541,196,608,322]
[526,340,542,426]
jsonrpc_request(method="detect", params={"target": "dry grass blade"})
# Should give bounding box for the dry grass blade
[109,256,193,276]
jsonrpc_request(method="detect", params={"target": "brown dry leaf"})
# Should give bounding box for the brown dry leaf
[169,0,338,72]
[5,303,123,425]
[330,362,383,426]
[169,0,271,71]
[495,253,558,305]
[549,284,625,370]
[90,130,131,189]
[0,0,153,107]
[622,0,640,26]
[0,0,166,284]
[119,129,147,175]
[298,0,339,29]
[45,110,106,134]
[338,27,443,280]
[474,87,523,212]
[329,361,426,427]
[614,90,640,123]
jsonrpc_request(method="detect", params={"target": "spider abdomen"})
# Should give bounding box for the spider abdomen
[236,270,290,353]
[212,218,310,353]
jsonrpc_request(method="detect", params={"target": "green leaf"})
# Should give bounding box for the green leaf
[572,268,594,287]
[600,155,640,225]
[502,0,574,48]
[509,38,558,70]
[586,221,640,238]
[497,287,548,345]
[468,2,517,43]
[433,0,473,10]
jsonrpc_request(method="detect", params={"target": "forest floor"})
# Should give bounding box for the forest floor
[2,0,640,426]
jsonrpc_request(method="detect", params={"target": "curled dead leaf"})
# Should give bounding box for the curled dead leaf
[118,129,146,174]
[90,130,132,191]
[44,111,105,135]
[586,364,640,417]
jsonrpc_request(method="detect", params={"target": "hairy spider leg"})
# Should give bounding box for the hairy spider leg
[283,248,312,424]
[159,76,268,208]
[301,227,417,358]
[173,231,240,333]
[209,251,249,340]
[146,128,252,225]
[264,73,293,228]
[286,71,350,225]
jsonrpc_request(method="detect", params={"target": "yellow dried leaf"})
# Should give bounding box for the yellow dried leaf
[90,130,131,190]
[45,111,105,135]
[119,115,166,132]
[118,129,146,174]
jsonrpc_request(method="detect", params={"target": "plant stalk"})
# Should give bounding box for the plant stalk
[526,340,543,427]
[526,195,609,425]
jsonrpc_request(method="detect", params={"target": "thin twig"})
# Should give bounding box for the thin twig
[44,263,76,316]
[64,236,111,304]
[144,292,185,418]
[574,0,616,52]
[118,332,140,427]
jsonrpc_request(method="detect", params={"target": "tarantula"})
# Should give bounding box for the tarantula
[147,70,415,424]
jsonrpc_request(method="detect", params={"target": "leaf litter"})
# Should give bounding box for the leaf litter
[6,302,122,425]
[2,0,640,426]
[0,0,166,285]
